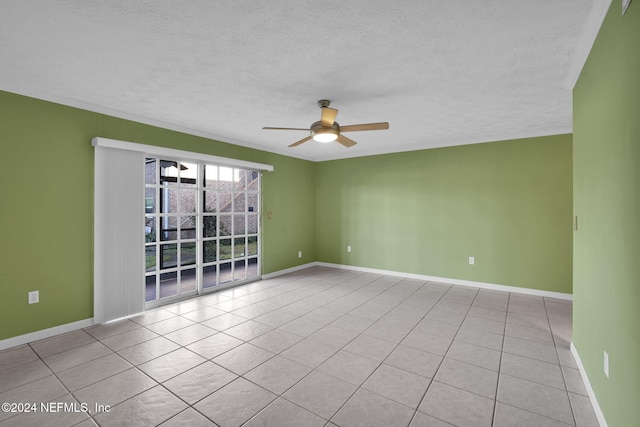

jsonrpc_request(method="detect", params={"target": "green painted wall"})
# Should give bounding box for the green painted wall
[0,90,316,340]
[572,2,640,426]
[316,135,573,293]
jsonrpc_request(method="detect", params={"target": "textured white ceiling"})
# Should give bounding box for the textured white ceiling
[0,0,599,161]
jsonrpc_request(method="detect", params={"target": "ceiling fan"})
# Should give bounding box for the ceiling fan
[263,100,389,148]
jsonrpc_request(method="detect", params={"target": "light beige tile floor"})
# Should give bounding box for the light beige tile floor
[0,266,600,426]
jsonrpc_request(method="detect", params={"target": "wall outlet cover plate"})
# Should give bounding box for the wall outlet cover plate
[28,291,39,304]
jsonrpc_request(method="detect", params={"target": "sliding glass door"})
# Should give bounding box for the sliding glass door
[144,157,260,305]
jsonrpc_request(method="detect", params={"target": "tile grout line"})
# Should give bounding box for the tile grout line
[162,271,395,426]
[324,279,452,425]
[545,296,579,427]
[240,276,450,425]
[396,283,478,427]
[241,276,433,424]
[490,290,510,427]
[26,337,120,426]
[234,271,399,425]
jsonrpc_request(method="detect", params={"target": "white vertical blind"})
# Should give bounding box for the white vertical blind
[94,146,145,323]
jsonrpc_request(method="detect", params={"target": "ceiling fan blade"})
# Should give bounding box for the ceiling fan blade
[263,127,310,131]
[288,135,313,147]
[337,134,357,148]
[339,122,389,132]
[320,107,338,127]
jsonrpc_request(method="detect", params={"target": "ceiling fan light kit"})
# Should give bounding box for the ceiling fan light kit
[311,121,339,143]
[263,100,389,148]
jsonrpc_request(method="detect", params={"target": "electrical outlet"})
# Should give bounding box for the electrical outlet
[347,246,352,253]
[298,251,302,258]
[28,291,39,304]
[604,350,609,378]
[469,256,475,265]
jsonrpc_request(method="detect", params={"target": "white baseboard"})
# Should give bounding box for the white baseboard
[315,262,573,300]
[261,262,318,280]
[571,342,608,427]
[0,318,95,351]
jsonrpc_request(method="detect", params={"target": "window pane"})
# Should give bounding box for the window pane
[234,237,246,258]
[180,216,196,239]
[145,158,156,185]
[204,165,218,188]
[219,262,232,285]
[219,215,232,237]
[203,216,217,238]
[247,171,259,191]
[247,215,258,234]
[161,243,177,269]
[160,188,178,213]
[146,246,156,272]
[160,160,179,186]
[180,162,197,187]
[219,238,232,260]
[204,191,217,213]
[220,192,233,212]
[233,259,246,282]
[180,189,197,213]
[203,240,217,263]
[247,257,258,279]
[180,268,197,293]
[160,216,178,241]
[160,272,178,298]
[203,265,217,288]
[181,242,196,266]
[219,167,234,190]
[145,188,156,213]
[248,236,258,256]
[233,193,245,212]
[234,215,246,235]
[234,170,247,191]
[145,275,157,302]
[247,193,258,213]
[145,217,156,242]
